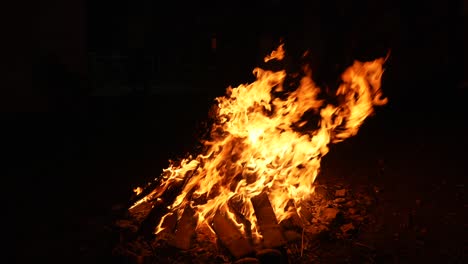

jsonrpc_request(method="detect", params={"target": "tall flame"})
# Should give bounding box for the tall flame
[131,44,387,240]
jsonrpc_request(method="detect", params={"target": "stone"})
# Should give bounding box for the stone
[234,257,260,264]
[321,208,340,222]
[335,189,346,197]
[348,208,357,215]
[333,198,346,203]
[340,223,355,234]
[314,186,329,199]
[283,230,302,242]
[256,249,283,264]
[297,203,314,223]
[350,215,364,222]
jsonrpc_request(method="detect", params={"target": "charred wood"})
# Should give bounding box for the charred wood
[251,192,286,248]
[168,206,197,250]
[212,210,255,259]
[137,179,186,238]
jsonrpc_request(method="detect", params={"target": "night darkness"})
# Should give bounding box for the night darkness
[16,0,467,262]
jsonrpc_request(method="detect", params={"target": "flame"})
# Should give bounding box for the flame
[133,44,387,240]
[133,187,143,196]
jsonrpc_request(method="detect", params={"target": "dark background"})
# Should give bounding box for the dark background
[13,0,467,261]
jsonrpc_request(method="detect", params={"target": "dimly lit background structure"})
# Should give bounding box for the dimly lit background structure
[17,0,467,261]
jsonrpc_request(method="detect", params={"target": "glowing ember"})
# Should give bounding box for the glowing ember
[131,44,388,242]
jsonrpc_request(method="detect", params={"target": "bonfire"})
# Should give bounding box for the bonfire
[118,43,388,262]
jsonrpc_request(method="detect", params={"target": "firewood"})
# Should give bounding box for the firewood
[250,192,286,248]
[212,210,255,259]
[155,212,177,240]
[127,179,162,209]
[138,169,197,237]
[168,206,197,250]
[137,182,183,237]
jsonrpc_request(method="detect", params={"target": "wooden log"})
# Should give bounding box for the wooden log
[138,169,197,237]
[127,178,163,209]
[155,211,177,241]
[228,195,253,240]
[250,192,286,248]
[137,180,185,237]
[212,210,255,259]
[168,206,197,250]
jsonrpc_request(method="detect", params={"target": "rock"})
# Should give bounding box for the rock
[348,208,357,215]
[256,249,283,263]
[345,201,355,207]
[362,197,373,206]
[297,203,314,223]
[335,189,346,197]
[283,230,301,242]
[234,257,260,264]
[315,186,329,198]
[321,208,340,222]
[340,223,355,234]
[351,215,365,222]
[304,225,325,241]
[333,198,346,204]
[304,225,321,234]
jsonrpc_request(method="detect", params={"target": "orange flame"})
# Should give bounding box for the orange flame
[132,44,387,240]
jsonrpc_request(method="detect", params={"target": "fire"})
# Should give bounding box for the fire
[131,44,387,242]
[133,187,143,196]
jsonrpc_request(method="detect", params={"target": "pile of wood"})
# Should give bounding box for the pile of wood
[112,182,378,263]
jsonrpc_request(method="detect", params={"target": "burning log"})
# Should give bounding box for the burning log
[154,212,177,241]
[128,180,162,209]
[250,192,286,248]
[138,176,190,237]
[212,210,255,259]
[168,206,197,250]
